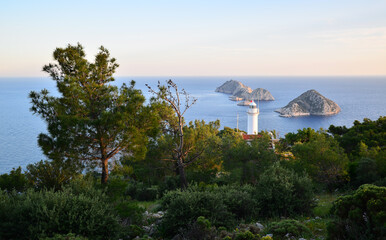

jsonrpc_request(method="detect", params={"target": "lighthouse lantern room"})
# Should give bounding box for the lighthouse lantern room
[247,100,259,135]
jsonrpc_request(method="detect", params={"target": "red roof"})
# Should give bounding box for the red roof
[242,134,262,140]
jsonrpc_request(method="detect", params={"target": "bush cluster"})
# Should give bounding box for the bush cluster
[353,157,383,187]
[0,167,28,192]
[255,163,315,218]
[159,167,314,238]
[172,216,267,240]
[327,184,386,240]
[265,219,312,240]
[0,186,120,240]
[115,200,145,226]
[40,233,89,240]
[127,181,158,201]
[157,176,180,197]
[176,216,218,240]
[26,159,82,191]
[159,184,257,237]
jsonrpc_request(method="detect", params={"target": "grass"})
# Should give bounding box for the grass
[138,200,160,212]
[300,192,340,239]
[313,192,339,217]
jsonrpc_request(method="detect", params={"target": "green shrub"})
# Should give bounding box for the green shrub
[65,176,99,197]
[40,233,88,240]
[303,218,328,239]
[104,176,129,201]
[137,186,158,201]
[177,216,218,240]
[26,159,81,191]
[126,225,145,239]
[157,176,180,197]
[197,216,212,229]
[127,181,158,201]
[234,231,260,240]
[237,224,261,235]
[186,169,218,184]
[354,157,380,186]
[290,130,349,190]
[327,184,386,240]
[159,184,258,238]
[0,167,28,192]
[213,185,258,221]
[255,163,315,218]
[0,187,120,240]
[115,200,145,225]
[159,189,234,237]
[260,236,273,240]
[220,224,261,240]
[265,219,312,240]
[374,177,386,187]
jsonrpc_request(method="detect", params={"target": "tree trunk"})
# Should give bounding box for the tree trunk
[101,158,109,184]
[177,160,188,190]
[177,115,188,189]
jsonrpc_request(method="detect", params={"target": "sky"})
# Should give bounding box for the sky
[1,0,386,77]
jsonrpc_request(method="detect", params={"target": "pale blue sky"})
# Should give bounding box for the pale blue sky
[1,0,386,76]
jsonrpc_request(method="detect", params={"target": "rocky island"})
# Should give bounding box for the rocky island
[275,89,341,117]
[215,80,275,102]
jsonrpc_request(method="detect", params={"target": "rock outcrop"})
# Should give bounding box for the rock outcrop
[275,89,341,117]
[215,80,274,101]
[215,80,252,95]
[237,100,252,106]
[249,88,274,101]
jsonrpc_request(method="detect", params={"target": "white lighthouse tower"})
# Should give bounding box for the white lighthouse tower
[247,100,259,135]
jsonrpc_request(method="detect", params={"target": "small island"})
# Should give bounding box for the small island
[275,89,341,117]
[215,80,275,101]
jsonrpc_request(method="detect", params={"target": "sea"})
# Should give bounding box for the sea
[1,76,385,173]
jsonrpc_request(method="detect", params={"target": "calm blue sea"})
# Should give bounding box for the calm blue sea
[1,76,385,173]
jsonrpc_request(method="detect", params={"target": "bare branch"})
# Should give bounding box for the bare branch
[183,148,205,167]
[146,79,198,189]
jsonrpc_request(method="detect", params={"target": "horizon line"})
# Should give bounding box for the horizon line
[1,75,386,79]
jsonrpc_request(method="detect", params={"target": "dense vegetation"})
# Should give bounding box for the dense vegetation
[0,182,120,240]
[327,184,386,240]
[1,44,385,239]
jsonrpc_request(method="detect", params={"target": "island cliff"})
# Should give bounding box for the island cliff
[215,80,275,101]
[275,89,341,117]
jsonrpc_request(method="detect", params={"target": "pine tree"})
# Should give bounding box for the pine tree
[30,43,157,183]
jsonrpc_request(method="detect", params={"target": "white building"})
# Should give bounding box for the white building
[247,100,259,135]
